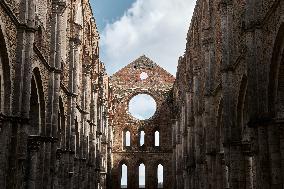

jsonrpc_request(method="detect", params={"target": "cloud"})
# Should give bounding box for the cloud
[100,0,196,76]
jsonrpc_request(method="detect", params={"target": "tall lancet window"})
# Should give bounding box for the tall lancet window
[121,164,127,188]
[155,131,160,146]
[157,164,163,188]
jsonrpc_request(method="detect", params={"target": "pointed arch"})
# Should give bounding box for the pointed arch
[121,163,128,188]
[0,21,11,115]
[138,128,145,146]
[29,68,45,135]
[268,23,284,118]
[236,75,248,135]
[157,164,164,188]
[123,129,131,147]
[155,130,160,147]
[58,96,65,148]
[139,163,146,188]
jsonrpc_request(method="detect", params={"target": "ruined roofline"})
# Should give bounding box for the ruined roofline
[111,54,176,80]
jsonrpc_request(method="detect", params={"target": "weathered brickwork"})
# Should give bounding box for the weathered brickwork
[173,0,284,189]
[110,55,175,189]
[0,0,112,189]
[1,0,284,188]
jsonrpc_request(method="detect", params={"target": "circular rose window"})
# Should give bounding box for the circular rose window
[129,94,157,120]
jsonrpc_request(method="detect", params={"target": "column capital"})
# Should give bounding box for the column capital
[52,0,67,14]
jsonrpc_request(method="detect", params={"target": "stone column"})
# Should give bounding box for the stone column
[67,18,82,187]
[14,0,36,188]
[267,122,282,189]
[220,1,244,188]
[171,119,177,189]
[54,149,63,189]
[48,1,67,188]
[27,137,41,189]
[216,152,224,189]
[242,142,254,189]
[244,0,270,188]
[203,34,216,189]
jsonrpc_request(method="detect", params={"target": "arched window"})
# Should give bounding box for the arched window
[155,131,160,146]
[29,69,45,135]
[123,130,131,147]
[139,163,145,188]
[157,164,163,188]
[121,164,127,188]
[29,76,40,135]
[140,130,145,146]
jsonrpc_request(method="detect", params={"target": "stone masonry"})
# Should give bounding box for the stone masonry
[110,55,175,189]
[172,0,284,189]
[0,0,113,188]
[0,0,284,188]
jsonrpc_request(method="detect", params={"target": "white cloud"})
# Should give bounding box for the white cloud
[101,0,196,75]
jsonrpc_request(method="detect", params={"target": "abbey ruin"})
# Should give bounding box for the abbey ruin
[0,0,283,189]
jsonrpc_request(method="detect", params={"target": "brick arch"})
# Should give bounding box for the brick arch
[136,161,146,188]
[122,128,131,148]
[119,159,129,167]
[118,160,129,188]
[268,23,284,118]
[153,159,165,168]
[136,159,146,166]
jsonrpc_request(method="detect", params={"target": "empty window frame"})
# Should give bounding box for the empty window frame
[139,163,145,188]
[121,164,127,188]
[123,130,131,147]
[157,164,163,188]
[155,131,160,146]
[140,130,145,146]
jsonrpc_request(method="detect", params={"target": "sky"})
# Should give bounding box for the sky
[129,94,156,120]
[91,0,196,76]
[90,0,196,185]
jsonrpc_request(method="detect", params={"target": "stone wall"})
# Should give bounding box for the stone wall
[110,55,175,189]
[0,0,112,188]
[173,0,284,189]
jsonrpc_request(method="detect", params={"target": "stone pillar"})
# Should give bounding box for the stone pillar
[220,1,244,188]
[203,33,216,189]
[48,1,67,188]
[54,149,62,189]
[280,122,284,189]
[67,18,82,187]
[172,119,177,189]
[27,137,41,189]
[242,142,254,189]
[216,152,224,189]
[267,123,282,189]
[244,0,270,188]
[193,65,206,189]
[14,0,36,188]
